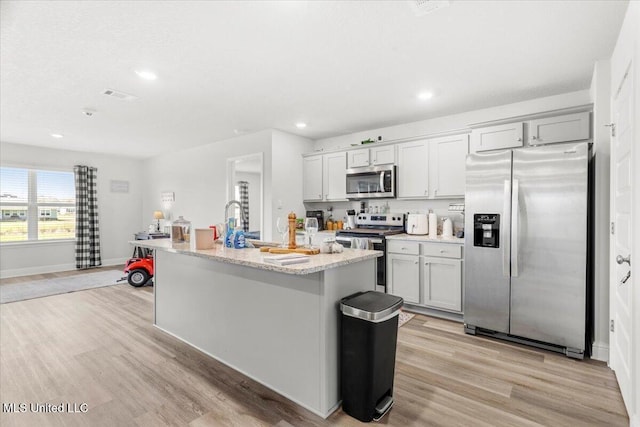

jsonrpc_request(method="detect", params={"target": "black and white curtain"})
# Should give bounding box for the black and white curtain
[237,180,249,232]
[74,165,101,269]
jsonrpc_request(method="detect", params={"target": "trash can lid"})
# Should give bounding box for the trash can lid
[340,291,403,322]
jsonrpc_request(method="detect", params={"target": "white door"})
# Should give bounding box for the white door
[610,63,634,417]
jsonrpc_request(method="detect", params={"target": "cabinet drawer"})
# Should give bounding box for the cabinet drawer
[387,240,420,255]
[421,243,462,259]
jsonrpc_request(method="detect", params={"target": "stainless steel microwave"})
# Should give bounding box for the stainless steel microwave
[345,165,396,200]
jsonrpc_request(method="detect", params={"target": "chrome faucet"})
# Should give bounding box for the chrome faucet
[224,200,247,233]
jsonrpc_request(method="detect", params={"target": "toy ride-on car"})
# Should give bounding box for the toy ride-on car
[124,246,154,287]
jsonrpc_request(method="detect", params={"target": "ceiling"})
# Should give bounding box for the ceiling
[0,1,628,159]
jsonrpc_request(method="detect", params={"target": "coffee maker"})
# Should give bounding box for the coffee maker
[346,209,357,229]
[305,210,325,231]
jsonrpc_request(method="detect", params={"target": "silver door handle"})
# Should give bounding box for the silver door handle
[502,180,511,277]
[380,171,384,193]
[621,271,631,284]
[616,254,631,265]
[511,179,520,277]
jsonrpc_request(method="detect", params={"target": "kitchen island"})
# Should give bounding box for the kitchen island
[132,239,382,418]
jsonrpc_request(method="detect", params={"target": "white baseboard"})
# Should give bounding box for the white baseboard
[631,412,639,427]
[591,341,609,362]
[0,257,127,279]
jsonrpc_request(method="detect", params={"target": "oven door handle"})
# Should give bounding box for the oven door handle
[335,236,384,245]
[335,236,353,244]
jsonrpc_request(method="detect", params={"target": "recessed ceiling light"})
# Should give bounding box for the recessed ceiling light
[417,92,434,100]
[296,122,307,129]
[50,133,64,138]
[135,70,157,81]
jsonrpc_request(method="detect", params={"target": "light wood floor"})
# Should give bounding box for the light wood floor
[0,272,628,426]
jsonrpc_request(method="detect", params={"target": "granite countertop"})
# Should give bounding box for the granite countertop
[131,239,382,275]
[386,233,465,244]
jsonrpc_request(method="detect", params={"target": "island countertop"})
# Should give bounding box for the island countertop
[131,239,382,275]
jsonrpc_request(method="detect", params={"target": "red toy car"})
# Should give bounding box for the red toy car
[124,247,154,287]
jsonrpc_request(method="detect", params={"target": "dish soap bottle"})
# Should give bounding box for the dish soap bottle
[233,227,246,249]
[225,217,236,248]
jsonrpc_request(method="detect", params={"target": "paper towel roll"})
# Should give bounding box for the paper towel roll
[442,217,453,238]
[428,212,437,237]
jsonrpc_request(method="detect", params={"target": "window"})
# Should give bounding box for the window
[0,167,76,243]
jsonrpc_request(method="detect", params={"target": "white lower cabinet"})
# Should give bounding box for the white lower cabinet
[387,253,420,304]
[422,256,462,312]
[387,241,463,313]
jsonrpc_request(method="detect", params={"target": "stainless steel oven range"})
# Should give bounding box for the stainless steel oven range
[336,213,405,293]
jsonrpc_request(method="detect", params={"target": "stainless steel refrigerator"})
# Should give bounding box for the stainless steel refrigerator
[463,142,591,359]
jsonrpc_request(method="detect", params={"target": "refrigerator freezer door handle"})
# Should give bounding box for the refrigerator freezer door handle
[511,179,519,277]
[502,180,511,277]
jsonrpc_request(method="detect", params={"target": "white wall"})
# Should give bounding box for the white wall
[610,1,640,425]
[142,129,273,241]
[590,59,612,362]
[314,90,591,151]
[304,199,464,234]
[271,130,314,237]
[0,141,143,278]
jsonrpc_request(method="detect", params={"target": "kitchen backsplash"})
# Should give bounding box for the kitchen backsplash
[304,198,465,233]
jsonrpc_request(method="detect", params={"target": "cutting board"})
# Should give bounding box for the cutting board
[259,247,320,255]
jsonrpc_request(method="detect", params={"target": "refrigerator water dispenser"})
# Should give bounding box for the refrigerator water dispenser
[474,214,500,248]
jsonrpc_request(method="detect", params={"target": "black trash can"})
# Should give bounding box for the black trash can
[340,291,403,422]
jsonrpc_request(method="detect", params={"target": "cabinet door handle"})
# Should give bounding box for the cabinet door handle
[439,250,445,253]
[414,261,418,265]
[318,194,322,199]
[424,262,429,265]
[401,247,407,250]
[532,135,538,140]
[517,137,522,142]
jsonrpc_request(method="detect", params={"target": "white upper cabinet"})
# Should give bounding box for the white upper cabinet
[303,152,347,201]
[303,155,323,201]
[470,122,524,152]
[323,152,347,201]
[396,140,429,199]
[347,148,370,168]
[429,134,469,198]
[347,145,395,168]
[370,145,395,166]
[528,112,590,145]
